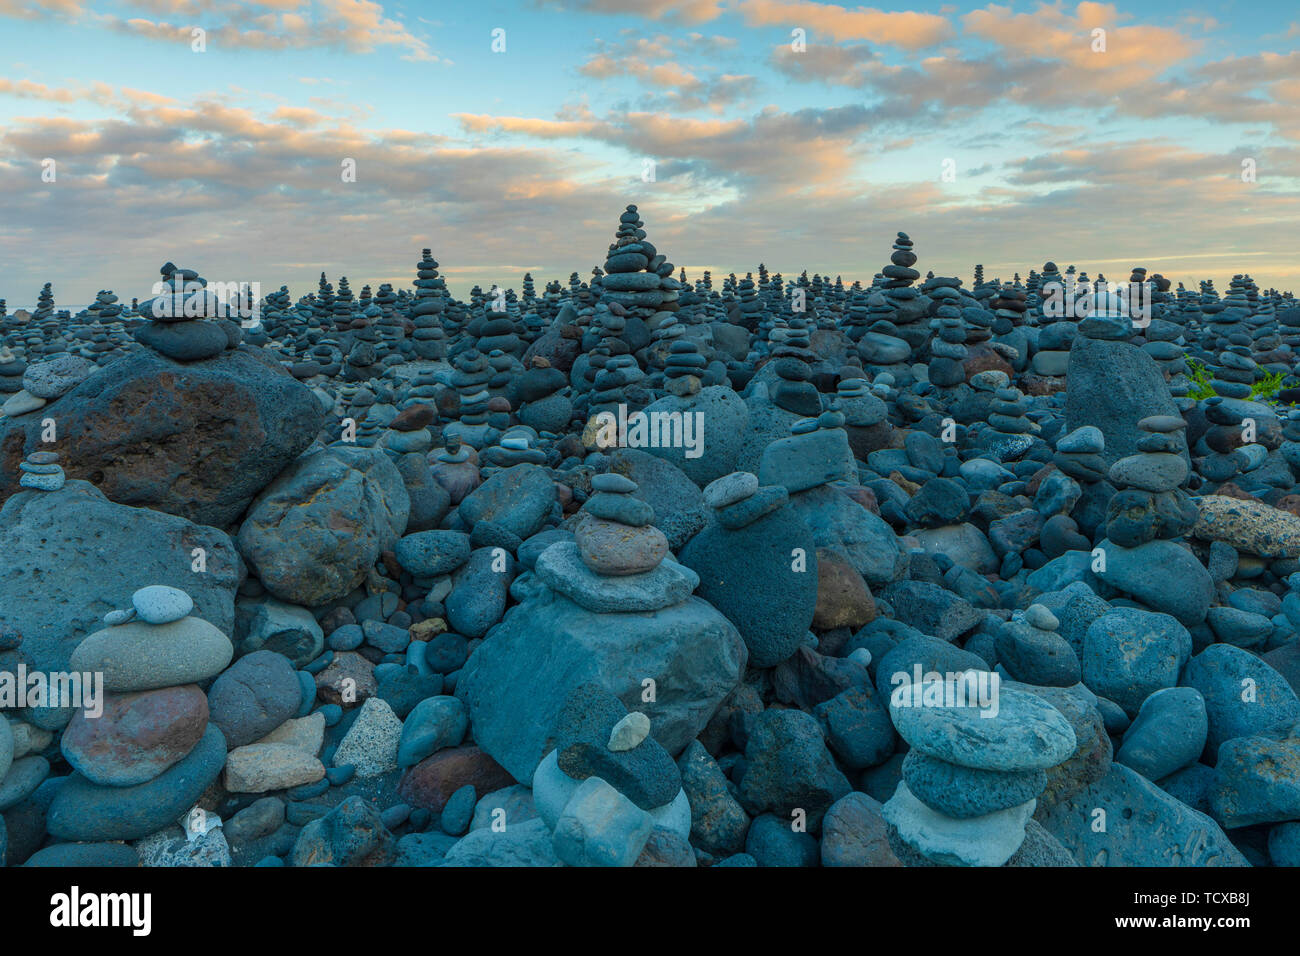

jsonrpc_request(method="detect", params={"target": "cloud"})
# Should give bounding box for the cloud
[736,0,954,48]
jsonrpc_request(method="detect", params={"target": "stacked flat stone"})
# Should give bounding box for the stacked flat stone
[1053,425,1107,484]
[831,376,891,460]
[33,283,54,322]
[513,359,571,434]
[481,427,547,470]
[411,249,449,360]
[572,474,668,576]
[881,231,921,311]
[133,263,229,362]
[600,205,666,322]
[661,338,707,398]
[996,605,1080,687]
[18,450,65,491]
[883,681,1076,866]
[927,298,969,388]
[444,348,493,447]
[0,347,25,395]
[1103,414,1195,547]
[767,353,822,417]
[977,386,1038,461]
[48,585,234,844]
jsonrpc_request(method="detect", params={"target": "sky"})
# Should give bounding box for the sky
[0,0,1298,308]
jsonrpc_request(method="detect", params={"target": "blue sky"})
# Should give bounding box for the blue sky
[1,0,1297,307]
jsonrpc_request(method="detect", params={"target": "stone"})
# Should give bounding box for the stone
[703,471,759,509]
[22,354,95,399]
[130,584,194,625]
[0,348,323,526]
[70,617,234,693]
[441,817,558,867]
[207,649,301,747]
[534,541,697,613]
[333,697,403,778]
[397,695,468,768]
[1210,725,1300,828]
[1116,687,1207,781]
[902,750,1047,819]
[1191,495,1300,558]
[883,781,1035,867]
[398,746,515,813]
[820,792,901,866]
[225,743,326,792]
[1081,608,1192,717]
[1093,538,1214,626]
[574,515,669,576]
[1182,643,1300,761]
[288,794,395,867]
[1037,762,1247,866]
[394,530,471,577]
[552,776,655,867]
[677,740,750,856]
[608,712,651,751]
[457,463,554,540]
[737,709,852,828]
[60,685,208,786]
[46,725,227,842]
[237,445,409,607]
[888,684,1077,772]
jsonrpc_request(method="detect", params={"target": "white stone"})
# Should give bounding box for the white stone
[333,697,402,778]
[883,780,1034,866]
[607,711,651,751]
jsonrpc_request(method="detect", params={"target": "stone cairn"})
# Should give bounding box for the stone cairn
[47,585,234,844]
[134,263,232,362]
[1103,414,1195,548]
[882,677,1076,866]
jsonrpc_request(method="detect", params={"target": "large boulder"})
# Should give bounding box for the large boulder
[1036,762,1247,866]
[0,347,323,526]
[457,590,747,783]
[0,480,241,724]
[237,445,409,606]
[1065,337,1187,468]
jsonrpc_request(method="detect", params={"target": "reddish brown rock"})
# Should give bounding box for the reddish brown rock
[61,685,209,786]
[397,746,515,812]
[390,404,436,432]
[313,651,376,709]
[962,343,1014,382]
[813,548,876,630]
[839,483,879,515]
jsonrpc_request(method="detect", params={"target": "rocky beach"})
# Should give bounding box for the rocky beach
[0,208,1298,869]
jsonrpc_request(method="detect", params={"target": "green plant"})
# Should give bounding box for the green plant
[1184,357,1215,400]
[1251,369,1286,402]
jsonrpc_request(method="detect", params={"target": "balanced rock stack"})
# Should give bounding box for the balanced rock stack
[600,205,666,322]
[444,348,493,448]
[1102,415,1196,548]
[134,263,230,362]
[47,585,233,844]
[530,684,692,866]
[410,249,449,360]
[574,474,668,576]
[882,681,1077,866]
[18,450,65,491]
[0,347,25,396]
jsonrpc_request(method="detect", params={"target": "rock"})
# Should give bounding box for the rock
[737,709,852,828]
[446,546,515,638]
[820,792,902,866]
[0,347,323,526]
[880,580,981,641]
[207,650,300,748]
[60,685,208,786]
[394,530,471,577]
[234,597,324,666]
[131,585,194,625]
[457,463,554,539]
[745,812,820,866]
[0,481,240,717]
[813,548,876,630]
[313,651,376,708]
[288,794,395,867]
[888,684,1076,772]
[397,746,515,812]
[22,354,95,399]
[1182,643,1300,762]
[237,445,409,607]
[1037,762,1248,866]
[70,617,234,693]
[442,817,558,867]
[902,750,1047,819]
[677,740,750,856]
[608,712,651,751]
[884,781,1035,867]
[1081,608,1192,717]
[333,697,403,778]
[1065,335,1187,467]
[1094,538,1214,625]
[225,742,325,792]
[1210,724,1300,828]
[457,592,746,782]
[46,725,227,842]
[679,502,817,667]
[1191,495,1300,558]
[136,826,233,867]
[398,696,468,768]
[534,541,697,613]
[256,712,325,755]
[1116,687,1207,780]
[552,776,655,867]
